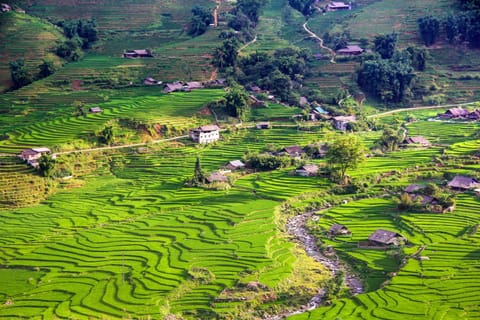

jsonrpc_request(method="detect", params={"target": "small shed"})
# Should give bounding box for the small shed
[368,229,406,247]
[207,172,229,183]
[329,224,350,236]
[404,136,431,147]
[447,175,479,190]
[404,184,425,193]
[163,82,184,93]
[144,77,161,85]
[224,160,245,171]
[467,110,480,121]
[256,121,271,129]
[89,107,102,113]
[1,3,11,12]
[295,164,319,177]
[184,81,204,90]
[332,115,356,130]
[337,45,364,55]
[327,1,351,11]
[282,145,304,158]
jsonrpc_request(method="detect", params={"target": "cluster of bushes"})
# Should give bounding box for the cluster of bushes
[9,59,56,89]
[357,33,428,104]
[55,19,98,61]
[396,183,456,213]
[243,152,293,171]
[188,6,214,36]
[418,4,480,48]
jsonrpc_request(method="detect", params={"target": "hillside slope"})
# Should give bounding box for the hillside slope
[0,11,66,92]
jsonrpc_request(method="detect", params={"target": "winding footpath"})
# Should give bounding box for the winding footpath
[303,21,336,63]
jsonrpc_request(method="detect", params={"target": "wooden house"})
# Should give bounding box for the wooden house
[89,107,102,113]
[337,45,364,55]
[295,164,319,176]
[123,49,153,58]
[403,136,431,147]
[163,81,184,93]
[438,107,469,119]
[256,121,271,129]
[368,229,406,247]
[447,175,479,190]
[327,1,351,11]
[329,224,351,236]
[224,160,245,171]
[207,172,229,183]
[281,145,304,158]
[332,115,356,130]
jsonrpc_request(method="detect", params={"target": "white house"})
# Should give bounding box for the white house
[190,125,220,144]
[18,147,53,167]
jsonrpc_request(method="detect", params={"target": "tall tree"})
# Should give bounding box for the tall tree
[418,15,440,46]
[38,154,56,178]
[377,126,405,152]
[191,157,207,186]
[326,135,366,183]
[188,6,214,36]
[374,32,398,59]
[9,59,32,89]
[223,84,250,121]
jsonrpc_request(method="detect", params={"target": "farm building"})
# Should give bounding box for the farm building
[89,107,102,113]
[310,106,330,120]
[184,81,204,90]
[280,145,304,158]
[447,175,479,190]
[256,122,271,129]
[403,136,431,147]
[337,45,364,55]
[329,224,351,236]
[18,147,53,168]
[250,85,262,93]
[190,125,220,144]
[299,96,309,106]
[368,229,407,247]
[295,164,319,176]
[207,172,229,183]
[1,3,11,12]
[410,194,437,205]
[163,82,184,93]
[327,1,351,11]
[144,77,161,85]
[438,107,469,119]
[332,115,356,130]
[404,184,425,193]
[467,110,480,120]
[250,95,266,107]
[306,143,328,158]
[224,160,245,171]
[123,49,153,58]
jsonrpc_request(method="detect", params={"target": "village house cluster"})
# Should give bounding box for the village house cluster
[438,107,480,121]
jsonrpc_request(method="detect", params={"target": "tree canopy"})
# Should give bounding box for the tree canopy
[9,59,32,89]
[418,15,440,46]
[374,33,398,59]
[326,135,366,183]
[188,6,214,36]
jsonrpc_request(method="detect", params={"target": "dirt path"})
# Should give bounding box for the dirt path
[367,101,478,118]
[303,21,335,63]
[238,35,257,53]
[53,135,189,156]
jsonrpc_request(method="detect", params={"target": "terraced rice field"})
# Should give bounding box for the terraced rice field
[0,89,225,154]
[0,127,332,318]
[291,193,480,319]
